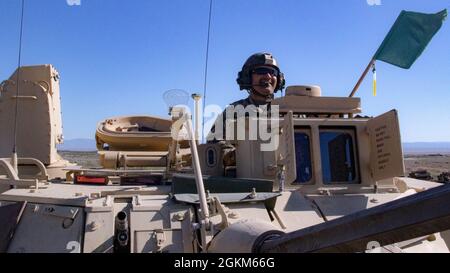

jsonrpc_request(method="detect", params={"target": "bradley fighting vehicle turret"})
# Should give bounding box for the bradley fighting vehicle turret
[1,65,450,253]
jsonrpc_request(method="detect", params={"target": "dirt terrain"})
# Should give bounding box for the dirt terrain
[404,154,450,181]
[59,151,450,182]
[59,151,101,169]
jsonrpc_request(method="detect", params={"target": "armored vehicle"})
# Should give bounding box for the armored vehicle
[1,65,450,253]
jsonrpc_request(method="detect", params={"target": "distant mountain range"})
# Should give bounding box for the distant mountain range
[402,142,450,154]
[57,138,450,154]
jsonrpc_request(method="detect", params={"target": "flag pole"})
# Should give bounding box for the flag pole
[348,58,375,97]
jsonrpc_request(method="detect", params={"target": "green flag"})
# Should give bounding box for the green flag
[374,9,447,69]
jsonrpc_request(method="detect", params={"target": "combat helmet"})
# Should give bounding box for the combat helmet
[236,52,285,92]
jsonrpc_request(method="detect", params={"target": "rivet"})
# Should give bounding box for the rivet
[173,213,185,221]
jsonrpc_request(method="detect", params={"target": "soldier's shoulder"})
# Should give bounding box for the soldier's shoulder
[229,98,251,107]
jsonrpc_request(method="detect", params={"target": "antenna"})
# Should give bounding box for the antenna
[11,0,26,173]
[201,0,213,144]
[191,93,202,144]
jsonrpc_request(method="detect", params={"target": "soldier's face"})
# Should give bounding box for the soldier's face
[251,66,278,96]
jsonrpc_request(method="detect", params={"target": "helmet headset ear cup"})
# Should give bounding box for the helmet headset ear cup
[278,72,285,91]
[236,71,249,91]
[236,70,252,91]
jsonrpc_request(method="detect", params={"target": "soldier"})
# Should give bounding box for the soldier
[208,52,285,141]
[234,52,285,107]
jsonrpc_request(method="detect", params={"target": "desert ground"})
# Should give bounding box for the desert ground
[59,151,450,183]
[403,153,450,180]
[60,151,101,169]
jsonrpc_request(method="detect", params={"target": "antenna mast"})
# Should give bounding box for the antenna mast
[201,0,213,143]
[12,0,26,172]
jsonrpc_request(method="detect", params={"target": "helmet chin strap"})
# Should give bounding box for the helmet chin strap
[249,88,274,104]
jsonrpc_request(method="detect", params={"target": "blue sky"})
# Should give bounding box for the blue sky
[0,0,449,142]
